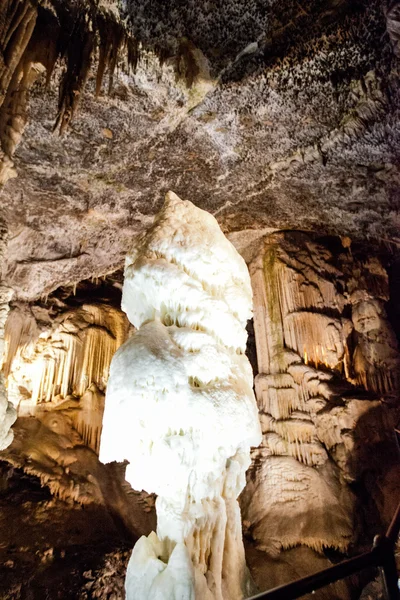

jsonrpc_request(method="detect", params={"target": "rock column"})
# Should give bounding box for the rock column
[100,192,261,600]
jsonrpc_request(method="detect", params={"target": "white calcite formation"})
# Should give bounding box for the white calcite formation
[0,282,16,450]
[100,191,261,600]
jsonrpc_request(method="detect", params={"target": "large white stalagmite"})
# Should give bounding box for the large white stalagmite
[100,191,261,600]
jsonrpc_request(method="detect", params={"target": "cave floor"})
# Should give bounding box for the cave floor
[0,462,130,600]
[0,461,384,600]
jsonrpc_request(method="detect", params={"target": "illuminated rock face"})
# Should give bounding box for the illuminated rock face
[1,291,154,533]
[3,301,129,457]
[242,231,400,558]
[4,303,128,410]
[0,220,16,450]
[1,296,154,535]
[0,290,15,450]
[100,192,261,600]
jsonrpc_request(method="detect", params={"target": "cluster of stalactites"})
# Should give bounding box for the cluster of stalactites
[4,303,128,409]
[254,355,332,470]
[243,231,400,556]
[0,0,209,185]
[260,234,399,397]
[253,233,400,463]
[30,324,116,402]
[0,0,140,184]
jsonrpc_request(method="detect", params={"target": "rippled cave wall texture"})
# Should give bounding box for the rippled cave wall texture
[1,0,400,302]
[242,233,400,579]
[0,278,156,533]
[0,0,400,598]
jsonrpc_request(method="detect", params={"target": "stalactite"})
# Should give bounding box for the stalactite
[260,413,315,444]
[53,13,95,135]
[0,0,141,182]
[243,230,400,558]
[72,383,105,454]
[4,302,129,411]
[0,1,37,103]
[263,432,328,466]
[0,0,37,183]
[175,37,201,88]
[0,3,60,181]
[3,304,38,379]
[95,13,126,96]
[0,0,206,184]
[350,296,400,396]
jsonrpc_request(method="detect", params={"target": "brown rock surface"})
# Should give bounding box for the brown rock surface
[0,1,400,597]
[241,230,400,595]
[0,0,399,302]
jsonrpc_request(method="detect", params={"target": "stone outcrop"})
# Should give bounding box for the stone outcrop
[242,231,400,562]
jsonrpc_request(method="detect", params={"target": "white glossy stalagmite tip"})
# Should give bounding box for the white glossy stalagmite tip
[99,192,261,600]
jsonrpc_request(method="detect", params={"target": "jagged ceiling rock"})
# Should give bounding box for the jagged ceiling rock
[0,0,399,301]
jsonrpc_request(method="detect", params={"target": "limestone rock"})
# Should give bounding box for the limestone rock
[4,301,129,419]
[242,231,400,568]
[100,192,261,600]
[1,1,400,303]
[0,219,16,450]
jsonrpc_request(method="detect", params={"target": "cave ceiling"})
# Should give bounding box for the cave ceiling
[1,0,400,301]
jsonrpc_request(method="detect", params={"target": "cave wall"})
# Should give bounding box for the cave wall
[1,0,400,311]
[0,285,156,544]
[4,301,128,412]
[242,231,400,567]
[0,219,16,450]
[2,283,131,451]
[0,1,399,596]
[0,225,400,597]
[2,230,399,553]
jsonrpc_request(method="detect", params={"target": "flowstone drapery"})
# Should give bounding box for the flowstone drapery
[4,302,128,411]
[100,192,261,600]
[242,231,400,562]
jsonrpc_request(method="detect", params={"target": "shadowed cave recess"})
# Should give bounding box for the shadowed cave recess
[1,0,400,598]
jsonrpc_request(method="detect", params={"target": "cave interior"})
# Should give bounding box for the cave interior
[1,0,400,598]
